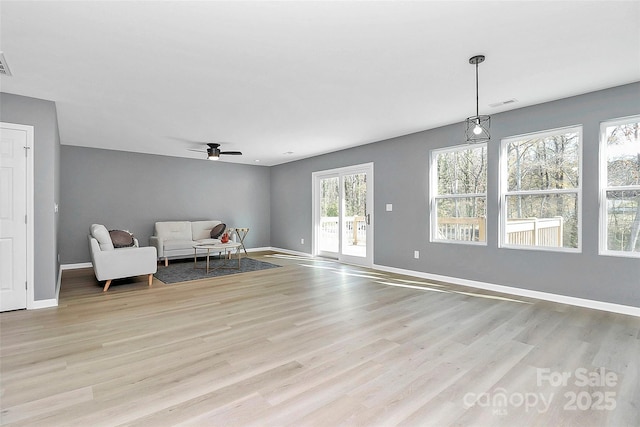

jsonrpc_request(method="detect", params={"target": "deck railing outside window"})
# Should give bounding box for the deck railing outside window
[436,217,563,247]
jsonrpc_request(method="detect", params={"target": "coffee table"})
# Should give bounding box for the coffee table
[193,242,242,273]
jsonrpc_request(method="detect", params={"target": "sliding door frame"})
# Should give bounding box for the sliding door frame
[312,162,374,268]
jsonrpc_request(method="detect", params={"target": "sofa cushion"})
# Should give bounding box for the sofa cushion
[109,230,135,248]
[155,221,191,240]
[90,224,114,251]
[164,239,196,252]
[192,220,222,241]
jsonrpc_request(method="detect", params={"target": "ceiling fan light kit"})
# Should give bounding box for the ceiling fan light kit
[205,143,242,161]
[465,54,491,144]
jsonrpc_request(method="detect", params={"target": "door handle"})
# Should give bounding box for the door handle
[366,213,370,225]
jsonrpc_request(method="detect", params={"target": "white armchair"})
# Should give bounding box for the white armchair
[88,224,158,292]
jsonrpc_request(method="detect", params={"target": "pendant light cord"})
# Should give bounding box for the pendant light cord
[475,61,479,118]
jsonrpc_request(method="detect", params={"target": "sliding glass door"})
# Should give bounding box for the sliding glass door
[313,163,373,267]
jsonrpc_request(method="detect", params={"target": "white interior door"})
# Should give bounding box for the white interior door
[0,123,32,311]
[313,163,373,267]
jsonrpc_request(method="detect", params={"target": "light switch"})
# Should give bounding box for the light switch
[386,204,393,212]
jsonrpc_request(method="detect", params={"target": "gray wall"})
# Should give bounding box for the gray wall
[270,82,640,308]
[59,146,271,264]
[0,92,61,301]
[5,83,638,307]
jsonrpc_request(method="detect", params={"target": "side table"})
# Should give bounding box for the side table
[232,227,249,255]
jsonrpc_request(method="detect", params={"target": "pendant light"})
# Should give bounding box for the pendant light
[465,55,490,143]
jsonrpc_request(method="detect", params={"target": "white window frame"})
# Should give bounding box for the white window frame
[599,115,640,258]
[430,143,487,245]
[499,125,583,253]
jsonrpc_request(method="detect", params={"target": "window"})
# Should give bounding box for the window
[500,126,582,251]
[431,144,487,244]
[600,116,640,257]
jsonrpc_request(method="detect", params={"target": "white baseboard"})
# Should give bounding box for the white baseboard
[59,248,302,270]
[246,247,273,253]
[29,298,58,309]
[269,247,313,257]
[26,268,61,310]
[373,263,640,317]
[59,251,637,317]
[61,262,93,270]
[60,250,274,269]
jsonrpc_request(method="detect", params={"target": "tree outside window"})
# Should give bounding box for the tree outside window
[431,144,487,243]
[501,127,582,251]
[600,116,640,257]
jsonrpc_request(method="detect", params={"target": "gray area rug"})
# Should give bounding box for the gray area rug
[154,257,281,284]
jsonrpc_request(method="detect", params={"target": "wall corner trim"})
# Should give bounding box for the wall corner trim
[373,263,640,317]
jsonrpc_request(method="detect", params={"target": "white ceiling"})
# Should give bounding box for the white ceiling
[1,1,638,166]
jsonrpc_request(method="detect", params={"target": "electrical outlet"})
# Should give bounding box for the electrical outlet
[301,238,304,244]
[386,203,393,211]
[414,250,419,259]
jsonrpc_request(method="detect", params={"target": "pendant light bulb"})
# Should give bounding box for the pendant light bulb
[473,123,483,135]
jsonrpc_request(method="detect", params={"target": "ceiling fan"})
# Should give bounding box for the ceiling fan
[189,143,242,160]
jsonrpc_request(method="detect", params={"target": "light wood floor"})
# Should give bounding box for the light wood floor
[1,252,638,426]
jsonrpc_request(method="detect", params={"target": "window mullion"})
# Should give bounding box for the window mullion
[603,185,640,192]
[504,188,580,197]
[435,193,486,199]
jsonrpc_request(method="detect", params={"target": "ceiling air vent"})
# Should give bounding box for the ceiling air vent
[489,99,517,108]
[0,53,13,76]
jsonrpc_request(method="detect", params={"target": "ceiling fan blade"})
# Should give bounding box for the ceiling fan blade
[220,151,242,155]
[187,148,206,153]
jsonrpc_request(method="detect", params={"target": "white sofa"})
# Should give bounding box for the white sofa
[88,224,158,292]
[150,220,225,266]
